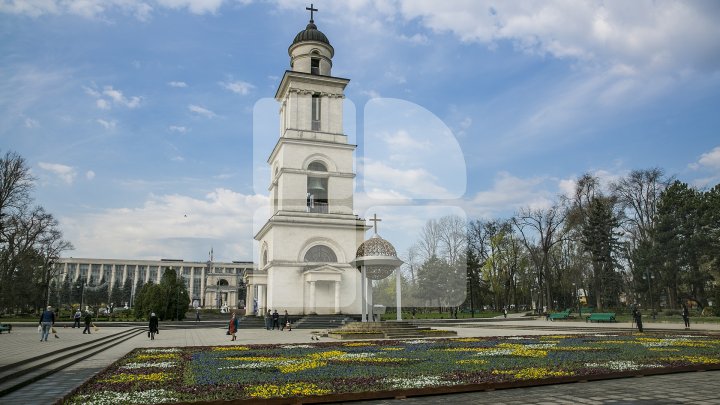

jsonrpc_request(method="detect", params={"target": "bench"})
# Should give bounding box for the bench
[586,313,616,322]
[0,323,11,333]
[548,309,572,321]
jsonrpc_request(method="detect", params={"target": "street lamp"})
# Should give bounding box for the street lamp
[642,271,656,320]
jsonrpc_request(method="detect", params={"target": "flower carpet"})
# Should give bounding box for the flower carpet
[61,332,720,404]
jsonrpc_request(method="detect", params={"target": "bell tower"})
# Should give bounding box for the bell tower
[251,6,367,316]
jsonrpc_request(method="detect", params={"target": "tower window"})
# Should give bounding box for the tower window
[311,94,321,131]
[307,176,328,213]
[311,58,320,75]
[304,245,337,263]
[308,161,327,172]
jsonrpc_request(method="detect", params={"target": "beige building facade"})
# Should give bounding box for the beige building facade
[55,258,253,309]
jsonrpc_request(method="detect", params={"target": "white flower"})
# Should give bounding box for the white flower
[141,348,181,353]
[120,361,177,370]
[584,361,662,371]
[76,389,178,405]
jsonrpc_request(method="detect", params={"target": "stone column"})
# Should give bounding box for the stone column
[396,268,402,321]
[334,281,340,314]
[309,281,316,314]
[361,266,367,322]
[257,285,265,315]
[246,283,255,316]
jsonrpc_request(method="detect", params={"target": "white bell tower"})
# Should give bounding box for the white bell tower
[251,6,368,316]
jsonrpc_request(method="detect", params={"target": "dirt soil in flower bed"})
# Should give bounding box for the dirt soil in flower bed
[59,332,720,405]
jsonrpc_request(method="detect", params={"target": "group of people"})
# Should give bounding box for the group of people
[39,306,95,341]
[225,309,293,341]
[265,309,291,331]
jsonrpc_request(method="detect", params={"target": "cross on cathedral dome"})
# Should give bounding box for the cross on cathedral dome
[292,4,331,46]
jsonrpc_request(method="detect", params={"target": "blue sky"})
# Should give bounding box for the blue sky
[2,0,719,262]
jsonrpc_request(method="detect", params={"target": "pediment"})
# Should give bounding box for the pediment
[303,264,343,282]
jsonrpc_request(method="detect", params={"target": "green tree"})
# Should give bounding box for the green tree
[122,277,133,307]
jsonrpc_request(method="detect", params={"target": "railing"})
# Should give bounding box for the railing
[307,202,328,213]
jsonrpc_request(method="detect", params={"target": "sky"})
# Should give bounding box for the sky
[2,0,720,263]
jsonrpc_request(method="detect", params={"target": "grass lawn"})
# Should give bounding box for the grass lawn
[61,332,720,404]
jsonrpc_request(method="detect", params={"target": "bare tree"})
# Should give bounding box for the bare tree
[513,205,567,312]
[437,215,467,266]
[416,219,440,261]
[611,168,670,246]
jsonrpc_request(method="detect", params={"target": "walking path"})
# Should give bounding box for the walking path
[1,318,718,404]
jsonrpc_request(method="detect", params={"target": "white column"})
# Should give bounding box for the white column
[396,268,402,321]
[368,278,374,322]
[309,281,316,314]
[334,281,340,314]
[246,283,255,316]
[200,267,206,306]
[258,284,267,315]
[361,266,367,322]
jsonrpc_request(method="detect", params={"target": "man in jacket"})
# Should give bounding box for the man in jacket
[83,311,92,334]
[39,306,55,342]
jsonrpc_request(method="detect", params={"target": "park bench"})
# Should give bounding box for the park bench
[0,323,12,333]
[548,309,572,321]
[586,313,616,322]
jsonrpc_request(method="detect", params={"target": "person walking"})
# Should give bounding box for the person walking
[632,307,643,333]
[195,308,201,322]
[39,306,55,342]
[682,304,690,329]
[228,312,239,341]
[82,310,92,334]
[148,312,159,340]
[72,309,82,328]
[282,310,291,331]
[272,310,280,330]
[264,309,271,330]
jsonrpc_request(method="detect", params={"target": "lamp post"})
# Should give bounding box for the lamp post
[643,271,656,320]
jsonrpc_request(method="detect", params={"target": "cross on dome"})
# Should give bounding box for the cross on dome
[306,4,318,23]
[369,213,382,235]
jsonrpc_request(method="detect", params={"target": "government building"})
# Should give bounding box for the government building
[54,258,252,310]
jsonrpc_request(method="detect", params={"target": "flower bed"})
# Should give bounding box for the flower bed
[61,333,720,404]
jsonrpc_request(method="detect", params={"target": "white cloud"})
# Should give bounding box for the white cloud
[394,1,720,74]
[688,146,720,187]
[85,84,141,109]
[24,118,40,128]
[169,125,189,133]
[383,129,431,150]
[38,162,77,184]
[188,104,217,118]
[168,81,188,88]
[97,119,116,129]
[0,0,226,19]
[60,189,268,260]
[363,160,450,199]
[692,146,720,170]
[220,80,255,95]
[463,172,555,218]
[102,86,141,108]
[86,170,96,180]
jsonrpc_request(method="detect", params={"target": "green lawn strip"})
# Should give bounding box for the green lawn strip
[59,332,720,404]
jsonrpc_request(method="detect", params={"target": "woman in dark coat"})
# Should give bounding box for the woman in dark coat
[228,312,239,341]
[149,312,159,340]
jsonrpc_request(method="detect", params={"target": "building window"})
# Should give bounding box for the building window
[311,57,320,75]
[308,161,327,172]
[311,94,321,131]
[307,176,328,213]
[304,245,337,263]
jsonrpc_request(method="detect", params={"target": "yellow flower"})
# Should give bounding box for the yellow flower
[662,355,720,364]
[493,367,572,380]
[276,360,327,373]
[212,346,249,351]
[246,382,331,399]
[453,338,481,342]
[344,342,373,347]
[101,372,170,383]
[381,347,404,351]
[309,351,347,359]
[457,359,487,365]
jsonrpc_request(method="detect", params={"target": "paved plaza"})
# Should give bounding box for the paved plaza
[1,318,719,404]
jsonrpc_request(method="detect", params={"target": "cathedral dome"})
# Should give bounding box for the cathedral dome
[355,234,397,258]
[292,22,331,46]
[353,234,402,280]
